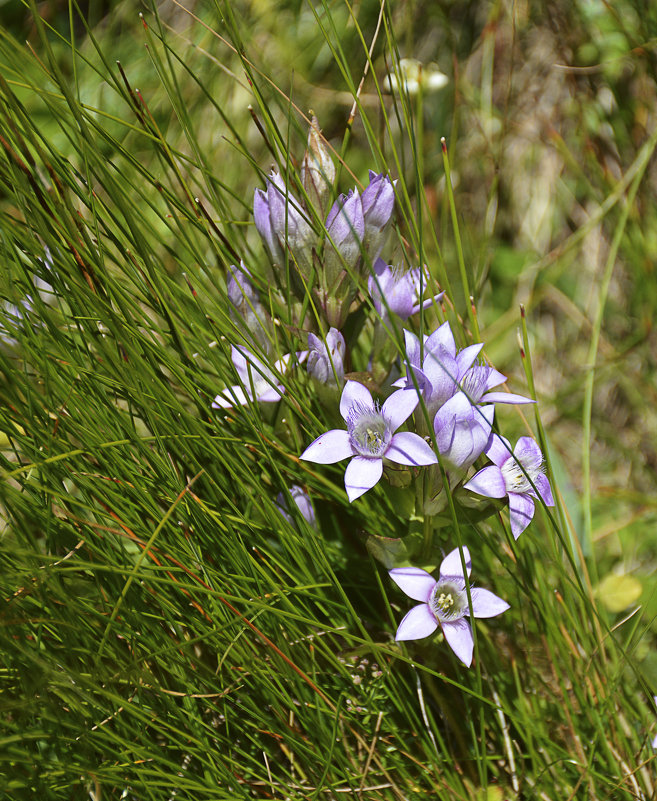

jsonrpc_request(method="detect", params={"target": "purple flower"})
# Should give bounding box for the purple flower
[307,327,345,385]
[212,345,307,409]
[361,171,395,261]
[323,190,366,281]
[226,261,269,346]
[394,322,533,420]
[460,361,533,406]
[368,258,444,320]
[254,170,315,270]
[394,322,480,419]
[390,546,509,667]
[464,435,555,539]
[653,697,657,749]
[276,485,316,529]
[300,380,437,502]
[433,391,494,472]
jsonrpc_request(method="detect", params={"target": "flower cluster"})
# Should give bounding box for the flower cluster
[213,116,556,669]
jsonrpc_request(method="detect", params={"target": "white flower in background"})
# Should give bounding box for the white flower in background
[386,59,448,97]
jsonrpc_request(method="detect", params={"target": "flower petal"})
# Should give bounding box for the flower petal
[439,546,472,579]
[257,385,285,402]
[212,385,250,409]
[344,455,383,502]
[535,473,555,507]
[339,380,374,420]
[464,465,506,499]
[485,434,513,467]
[442,618,474,666]
[508,491,535,539]
[425,321,455,357]
[480,391,534,405]
[395,603,439,641]
[455,343,483,377]
[402,328,422,368]
[382,388,419,431]
[389,567,436,602]
[386,431,437,466]
[514,436,544,464]
[468,588,510,618]
[300,430,353,464]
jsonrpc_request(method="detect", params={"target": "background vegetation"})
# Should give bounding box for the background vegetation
[1,0,656,798]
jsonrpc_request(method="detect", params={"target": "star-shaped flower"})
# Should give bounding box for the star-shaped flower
[300,380,437,502]
[464,435,555,539]
[390,546,509,667]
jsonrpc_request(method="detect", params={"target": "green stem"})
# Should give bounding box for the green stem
[441,137,480,340]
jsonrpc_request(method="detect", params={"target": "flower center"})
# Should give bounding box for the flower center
[501,451,543,494]
[347,404,391,458]
[429,579,467,622]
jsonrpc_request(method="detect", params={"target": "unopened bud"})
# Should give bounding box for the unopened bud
[301,116,335,217]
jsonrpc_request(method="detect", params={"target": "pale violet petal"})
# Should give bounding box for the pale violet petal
[468,588,510,618]
[386,431,437,466]
[344,456,383,502]
[382,388,419,431]
[514,436,544,465]
[485,434,513,467]
[300,430,353,464]
[442,618,474,666]
[340,380,374,420]
[484,367,507,390]
[535,474,555,507]
[480,391,534,405]
[455,343,484,377]
[464,465,506,499]
[257,385,285,402]
[395,603,439,641]
[389,567,436,602]
[425,320,455,357]
[509,492,535,539]
[212,385,250,409]
[402,329,422,367]
[440,546,472,579]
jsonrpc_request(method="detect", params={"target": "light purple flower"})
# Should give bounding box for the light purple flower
[433,391,494,472]
[464,435,555,539]
[460,361,533,406]
[323,189,366,280]
[652,696,657,750]
[254,170,315,270]
[276,485,316,529]
[368,258,444,321]
[307,328,345,385]
[226,261,269,346]
[394,322,533,420]
[300,380,437,502]
[212,345,307,409]
[393,322,479,419]
[361,171,395,261]
[390,546,509,667]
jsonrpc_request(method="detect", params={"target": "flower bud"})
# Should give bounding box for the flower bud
[307,327,345,385]
[361,171,395,262]
[276,485,316,528]
[323,189,365,285]
[226,261,270,349]
[301,116,335,218]
[254,170,316,277]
